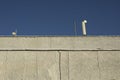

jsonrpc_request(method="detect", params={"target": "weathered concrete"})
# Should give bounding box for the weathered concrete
[69,51,99,80]
[98,51,120,80]
[0,36,120,80]
[0,36,120,50]
[0,51,60,80]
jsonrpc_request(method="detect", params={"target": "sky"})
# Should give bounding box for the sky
[0,0,120,36]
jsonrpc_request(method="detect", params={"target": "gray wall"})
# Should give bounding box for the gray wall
[0,36,120,80]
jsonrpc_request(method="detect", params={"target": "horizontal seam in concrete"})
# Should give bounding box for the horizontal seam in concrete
[0,49,120,51]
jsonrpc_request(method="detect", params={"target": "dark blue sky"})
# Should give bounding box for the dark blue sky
[0,0,120,35]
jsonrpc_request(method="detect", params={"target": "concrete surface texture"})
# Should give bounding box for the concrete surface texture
[0,36,120,80]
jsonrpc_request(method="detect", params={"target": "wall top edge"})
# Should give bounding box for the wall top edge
[0,35,120,38]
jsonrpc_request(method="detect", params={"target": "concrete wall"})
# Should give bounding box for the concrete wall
[0,36,119,50]
[0,36,120,80]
